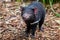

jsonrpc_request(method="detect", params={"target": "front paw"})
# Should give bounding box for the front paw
[30,34,35,39]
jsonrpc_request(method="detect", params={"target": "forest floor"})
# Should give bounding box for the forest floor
[0,2,60,40]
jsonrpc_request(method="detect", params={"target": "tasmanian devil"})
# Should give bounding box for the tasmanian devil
[20,1,46,37]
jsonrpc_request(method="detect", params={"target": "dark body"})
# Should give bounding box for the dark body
[21,1,46,37]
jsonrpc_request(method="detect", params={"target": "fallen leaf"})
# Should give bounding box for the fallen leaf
[55,20,60,24]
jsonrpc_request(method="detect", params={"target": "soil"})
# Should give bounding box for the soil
[0,2,60,40]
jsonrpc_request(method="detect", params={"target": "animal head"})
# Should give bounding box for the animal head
[20,6,38,23]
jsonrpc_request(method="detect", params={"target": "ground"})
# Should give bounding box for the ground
[0,2,60,40]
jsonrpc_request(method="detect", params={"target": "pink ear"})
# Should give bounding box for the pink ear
[34,8,38,14]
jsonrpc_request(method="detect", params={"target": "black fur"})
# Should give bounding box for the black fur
[21,1,46,37]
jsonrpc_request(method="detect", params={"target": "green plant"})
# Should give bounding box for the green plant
[49,0,60,17]
[43,0,45,4]
[16,0,21,2]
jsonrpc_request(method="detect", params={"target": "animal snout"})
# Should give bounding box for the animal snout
[22,14,31,20]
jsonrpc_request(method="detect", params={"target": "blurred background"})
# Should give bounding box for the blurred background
[0,0,60,40]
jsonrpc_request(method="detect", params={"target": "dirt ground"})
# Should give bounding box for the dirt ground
[0,2,60,40]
